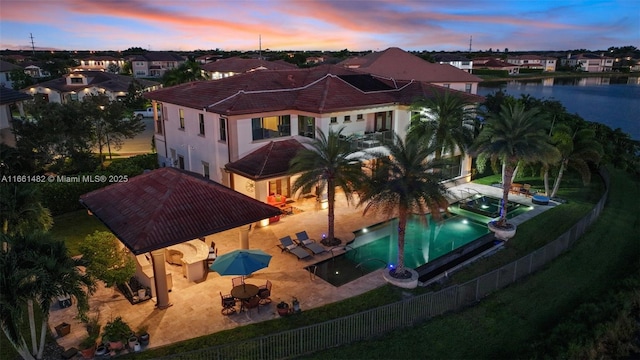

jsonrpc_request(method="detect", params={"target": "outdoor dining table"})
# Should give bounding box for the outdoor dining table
[231,283,259,301]
[231,284,259,312]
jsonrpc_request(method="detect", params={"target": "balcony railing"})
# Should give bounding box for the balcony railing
[341,130,396,152]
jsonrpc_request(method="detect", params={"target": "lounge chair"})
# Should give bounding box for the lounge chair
[278,236,311,260]
[294,231,326,254]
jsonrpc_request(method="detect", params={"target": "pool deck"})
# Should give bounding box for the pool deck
[48,182,556,353]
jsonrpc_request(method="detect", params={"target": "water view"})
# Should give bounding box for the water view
[478,76,640,140]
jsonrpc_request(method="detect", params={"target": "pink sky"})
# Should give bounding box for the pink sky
[1,0,637,51]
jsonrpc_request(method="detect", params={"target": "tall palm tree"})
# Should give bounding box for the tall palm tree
[549,124,603,198]
[289,127,365,246]
[469,103,560,227]
[0,183,52,236]
[408,90,476,160]
[357,135,450,277]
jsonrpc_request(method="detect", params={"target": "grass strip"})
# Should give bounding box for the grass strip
[301,168,639,359]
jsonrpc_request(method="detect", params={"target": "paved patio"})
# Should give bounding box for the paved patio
[48,182,556,352]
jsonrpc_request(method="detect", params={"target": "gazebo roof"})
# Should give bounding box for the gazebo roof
[79,167,281,254]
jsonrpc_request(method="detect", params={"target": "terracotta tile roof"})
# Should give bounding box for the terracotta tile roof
[338,47,482,83]
[476,58,518,69]
[144,65,483,116]
[0,87,32,105]
[225,139,307,180]
[24,71,159,93]
[79,167,282,254]
[201,57,297,73]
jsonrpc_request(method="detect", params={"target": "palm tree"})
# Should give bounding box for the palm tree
[289,127,366,246]
[469,103,560,228]
[1,233,95,360]
[357,135,450,277]
[408,90,476,160]
[0,183,52,237]
[549,124,603,198]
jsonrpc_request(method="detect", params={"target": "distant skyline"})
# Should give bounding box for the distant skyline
[1,0,638,52]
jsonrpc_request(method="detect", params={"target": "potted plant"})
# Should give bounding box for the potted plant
[102,316,132,353]
[79,336,97,359]
[137,325,150,347]
[79,316,100,359]
[276,301,290,316]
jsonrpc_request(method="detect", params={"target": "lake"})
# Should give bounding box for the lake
[478,76,640,140]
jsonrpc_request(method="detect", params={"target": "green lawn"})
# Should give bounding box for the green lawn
[49,209,109,257]
[302,168,639,359]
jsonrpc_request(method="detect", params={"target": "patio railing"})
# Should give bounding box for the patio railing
[157,168,610,360]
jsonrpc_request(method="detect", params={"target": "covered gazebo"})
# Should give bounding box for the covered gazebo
[80,167,281,309]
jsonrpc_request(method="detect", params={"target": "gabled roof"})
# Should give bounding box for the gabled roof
[225,139,307,180]
[144,65,483,116]
[338,47,482,83]
[476,58,518,69]
[0,87,32,105]
[201,57,297,73]
[80,167,282,254]
[25,71,159,93]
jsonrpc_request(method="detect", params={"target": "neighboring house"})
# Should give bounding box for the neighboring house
[129,52,186,78]
[22,63,50,79]
[474,58,520,75]
[506,55,557,72]
[195,54,223,64]
[144,65,483,204]
[432,54,474,73]
[0,60,22,89]
[74,55,126,73]
[23,71,160,103]
[562,53,614,72]
[0,87,32,147]
[338,47,482,94]
[201,57,297,80]
[305,56,327,65]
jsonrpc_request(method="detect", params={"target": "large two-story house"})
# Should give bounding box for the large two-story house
[74,55,127,73]
[24,71,160,103]
[432,53,474,73]
[562,53,614,72]
[144,55,483,206]
[130,52,186,78]
[506,55,557,72]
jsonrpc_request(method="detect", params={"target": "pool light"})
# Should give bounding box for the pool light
[362,228,368,233]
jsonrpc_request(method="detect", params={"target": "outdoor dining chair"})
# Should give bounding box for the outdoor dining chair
[242,296,260,314]
[232,276,244,288]
[258,280,272,305]
[220,292,236,315]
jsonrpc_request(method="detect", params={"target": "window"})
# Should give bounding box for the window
[251,115,291,141]
[465,84,472,93]
[70,77,83,84]
[68,93,78,101]
[178,155,185,170]
[443,84,450,88]
[330,116,337,124]
[219,118,227,142]
[298,116,315,138]
[179,109,185,129]
[441,155,462,179]
[199,114,205,135]
[202,162,210,179]
[356,114,364,121]
[344,115,351,123]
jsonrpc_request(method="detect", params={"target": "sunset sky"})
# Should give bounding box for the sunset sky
[1,0,638,52]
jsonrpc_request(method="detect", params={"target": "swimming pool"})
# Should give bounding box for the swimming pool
[448,194,532,223]
[307,195,533,286]
[308,214,490,286]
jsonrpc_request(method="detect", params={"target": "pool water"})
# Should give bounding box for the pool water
[307,195,533,287]
[308,214,490,286]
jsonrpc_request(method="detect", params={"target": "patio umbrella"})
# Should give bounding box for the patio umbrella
[210,249,272,276]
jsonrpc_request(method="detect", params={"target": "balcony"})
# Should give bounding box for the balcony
[341,130,395,152]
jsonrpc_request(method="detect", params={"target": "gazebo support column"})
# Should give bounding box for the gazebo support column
[150,249,172,309]
[239,225,250,249]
